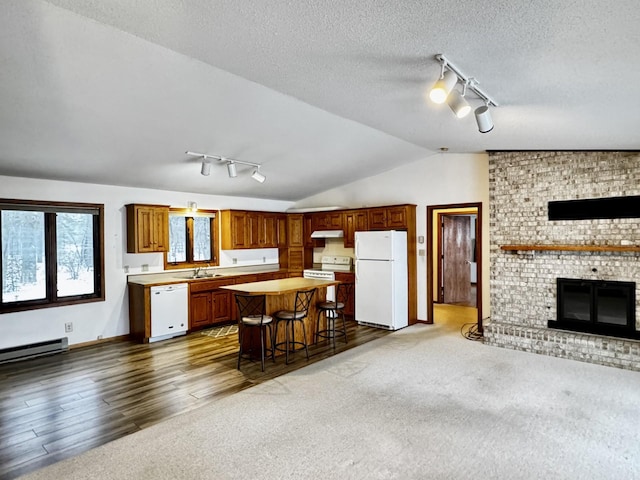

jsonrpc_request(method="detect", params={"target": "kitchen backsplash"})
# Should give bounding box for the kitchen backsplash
[313,238,354,263]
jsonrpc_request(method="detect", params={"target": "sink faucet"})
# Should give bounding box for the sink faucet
[194,267,203,277]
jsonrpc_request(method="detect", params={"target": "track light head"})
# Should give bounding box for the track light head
[226,161,237,178]
[200,160,211,176]
[429,70,457,104]
[475,105,494,133]
[447,89,471,118]
[251,168,266,183]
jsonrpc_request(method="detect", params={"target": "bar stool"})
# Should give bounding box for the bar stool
[274,288,316,365]
[315,282,353,349]
[234,294,274,372]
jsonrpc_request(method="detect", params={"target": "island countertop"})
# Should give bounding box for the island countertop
[221,277,339,295]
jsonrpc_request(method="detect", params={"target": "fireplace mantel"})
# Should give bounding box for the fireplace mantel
[501,244,640,252]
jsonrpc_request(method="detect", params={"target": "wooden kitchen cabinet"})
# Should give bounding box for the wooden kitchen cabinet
[343,210,368,247]
[367,205,409,230]
[220,210,248,249]
[287,214,304,247]
[276,214,288,248]
[261,213,278,247]
[312,212,343,231]
[126,204,169,253]
[334,272,355,318]
[221,210,281,249]
[189,278,235,328]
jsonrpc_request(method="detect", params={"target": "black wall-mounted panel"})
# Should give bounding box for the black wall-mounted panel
[548,195,640,220]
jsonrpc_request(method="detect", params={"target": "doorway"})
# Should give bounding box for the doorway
[426,203,483,332]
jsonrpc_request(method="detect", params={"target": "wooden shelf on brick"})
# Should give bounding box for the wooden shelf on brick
[500,244,640,252]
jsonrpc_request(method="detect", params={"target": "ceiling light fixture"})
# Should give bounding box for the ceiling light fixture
[430,54,498,133]
[429,69,457,104]
[200,159,211,176]
[226,160,237,178]
[186,151,266,183]
[251,168,266,183]
[447,82,471,119]
[474,104,494,133]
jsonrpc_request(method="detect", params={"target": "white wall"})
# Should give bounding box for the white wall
[0,175,293,349]
[293,153,490,322]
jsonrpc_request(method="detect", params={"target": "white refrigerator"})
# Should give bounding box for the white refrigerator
[355,230,408,330]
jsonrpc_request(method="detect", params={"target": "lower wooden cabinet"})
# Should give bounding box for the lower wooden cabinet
[334,272,355,318]
[189,279,235,329]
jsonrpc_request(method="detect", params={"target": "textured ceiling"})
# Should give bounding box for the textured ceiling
[1,1,639,201]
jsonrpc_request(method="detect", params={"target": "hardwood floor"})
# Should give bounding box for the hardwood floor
[0,321,389,479]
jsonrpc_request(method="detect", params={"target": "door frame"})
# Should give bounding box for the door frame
[427,202,483,332]
[437,212,476,305]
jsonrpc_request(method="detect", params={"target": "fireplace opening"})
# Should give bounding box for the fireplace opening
[549,278,638,339]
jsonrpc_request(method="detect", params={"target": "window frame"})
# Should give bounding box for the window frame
[164,208,219,270]
[0,199,105,314]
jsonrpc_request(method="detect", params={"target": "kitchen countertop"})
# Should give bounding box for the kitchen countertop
[221,277,339,295]
[127,267,289,286]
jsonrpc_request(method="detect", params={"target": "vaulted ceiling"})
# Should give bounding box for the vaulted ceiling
[1,1,639,201]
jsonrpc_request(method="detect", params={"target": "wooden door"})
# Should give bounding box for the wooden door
[230,211,248,249]
[212,290,232,323]
[262,214,277,247]
[276,215,288,248]
[386,206,407,229]
[190,292,213,328]
[368,208,387,230]
[442,215,471,305]
[152,207,169,251]
[287,214,304,247]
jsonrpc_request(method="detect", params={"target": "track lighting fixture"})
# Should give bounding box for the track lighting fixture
[429,54,498,133]
[226,161,237,178]
[447,88,471,119]
[187,151,267,183]
[200,159,211,176]
[429,70,457,104]
[251,168,266,183]
[474,105,494,133]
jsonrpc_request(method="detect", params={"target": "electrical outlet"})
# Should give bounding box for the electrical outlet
[262,256,266,263]
[141,264,149,272]
[97,335,103,340]
[232,258,237,264]
[124,265,129,273]
[64,322,73,333]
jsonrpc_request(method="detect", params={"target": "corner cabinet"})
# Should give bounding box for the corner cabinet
[126,204,169,253]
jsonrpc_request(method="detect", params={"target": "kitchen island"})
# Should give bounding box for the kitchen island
[222,277,339,357]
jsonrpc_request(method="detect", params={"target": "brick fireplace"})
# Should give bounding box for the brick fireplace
[484,151,640,371]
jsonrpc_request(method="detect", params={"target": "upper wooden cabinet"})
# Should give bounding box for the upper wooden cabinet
[311,212,343,231]
[126,204,169,253]
[276,214,288,248]
[343,210,368,248]
[220,210,248,250]
[368,205,409,230]
[287,214,304,247]
[220,210,282,249]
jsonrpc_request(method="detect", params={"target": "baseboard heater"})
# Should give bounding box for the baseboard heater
[0,337,69,364]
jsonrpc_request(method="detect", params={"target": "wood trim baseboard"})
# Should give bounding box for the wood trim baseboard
[69,334,131,350]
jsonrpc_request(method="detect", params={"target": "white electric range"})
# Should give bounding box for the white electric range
[303,255,352,301]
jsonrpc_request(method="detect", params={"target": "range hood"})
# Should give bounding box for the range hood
[310,230,344,239]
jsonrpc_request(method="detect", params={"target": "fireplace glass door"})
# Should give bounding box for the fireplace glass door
[552,278,637,339]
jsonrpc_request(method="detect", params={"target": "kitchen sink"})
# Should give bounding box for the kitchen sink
[178,272,224,280]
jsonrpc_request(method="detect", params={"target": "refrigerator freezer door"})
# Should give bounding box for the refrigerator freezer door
[355,259,394,328]
[355,231,394,260]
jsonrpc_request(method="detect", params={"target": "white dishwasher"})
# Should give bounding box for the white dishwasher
[150,283,188,342]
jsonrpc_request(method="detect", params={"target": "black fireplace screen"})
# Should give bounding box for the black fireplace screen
[550,278,637,339]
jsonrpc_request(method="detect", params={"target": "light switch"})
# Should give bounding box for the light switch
[418,249,426,257]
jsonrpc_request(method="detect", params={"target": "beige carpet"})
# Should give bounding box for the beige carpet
[19,313,640,479]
